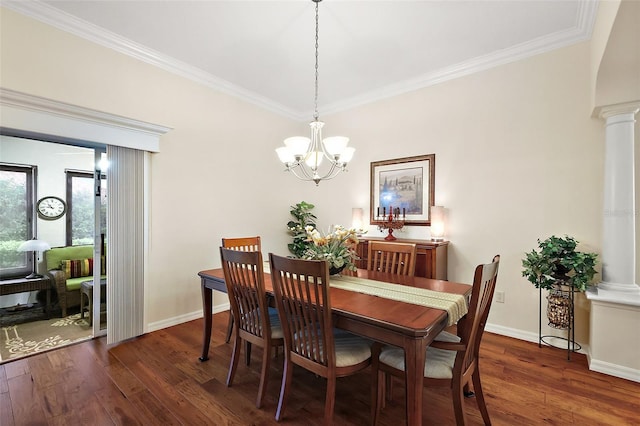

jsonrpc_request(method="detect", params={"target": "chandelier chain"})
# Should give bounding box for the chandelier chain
[314,0,319,121]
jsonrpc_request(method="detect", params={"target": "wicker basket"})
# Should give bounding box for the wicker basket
[546,287,572,329]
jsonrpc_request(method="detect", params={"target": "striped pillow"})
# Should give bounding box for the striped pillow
[60,259,93,278]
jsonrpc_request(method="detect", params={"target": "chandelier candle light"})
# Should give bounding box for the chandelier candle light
[275,0,355,186]
[375,206,405,241]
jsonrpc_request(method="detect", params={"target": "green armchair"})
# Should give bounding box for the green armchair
[45,245,106,317]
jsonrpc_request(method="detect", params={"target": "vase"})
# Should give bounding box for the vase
[329,265,345,276]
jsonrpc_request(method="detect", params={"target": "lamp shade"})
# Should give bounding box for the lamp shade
[322,136,349,156]
[352,207,364,230]
[430,206,446,241]
[17,239,51,252]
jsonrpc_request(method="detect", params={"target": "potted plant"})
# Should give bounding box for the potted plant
[303,225,360,275]
[287,201,317,258]
[522,235,598,328]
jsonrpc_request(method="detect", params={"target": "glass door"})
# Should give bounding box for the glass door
[92,150,107,336]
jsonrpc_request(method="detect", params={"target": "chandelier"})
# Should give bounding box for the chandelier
[275,0,355,186]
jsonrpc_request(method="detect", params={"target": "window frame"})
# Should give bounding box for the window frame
[0,162,36,279]
[65,169,106,246]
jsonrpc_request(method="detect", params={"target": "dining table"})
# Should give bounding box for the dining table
[198,267,472,426]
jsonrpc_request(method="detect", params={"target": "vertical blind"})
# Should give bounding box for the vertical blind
[106,145,145,344]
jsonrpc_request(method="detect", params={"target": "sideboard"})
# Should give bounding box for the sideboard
[355,237,448,280]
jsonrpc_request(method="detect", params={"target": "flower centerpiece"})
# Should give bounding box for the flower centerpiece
[302,225,360,275]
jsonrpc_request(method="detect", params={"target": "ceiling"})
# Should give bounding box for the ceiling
[5,1,598,120]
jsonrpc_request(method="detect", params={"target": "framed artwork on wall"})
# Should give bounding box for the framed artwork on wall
[370,154,435,226]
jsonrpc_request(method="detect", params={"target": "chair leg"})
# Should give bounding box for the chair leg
[255,342,272,409]
[472,370,491,425]
[324,376,337,425]
[226,334,242,386]
[451,379,469,426]
[225,314,234,343]
[275,356,294,421]
[245,341,252,366]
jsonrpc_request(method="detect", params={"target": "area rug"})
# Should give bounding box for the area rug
[0,313,92,363]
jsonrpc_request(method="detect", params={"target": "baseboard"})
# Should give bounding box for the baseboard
[484,322,589,356]
[589,359,640,383]
[146,302,230,333]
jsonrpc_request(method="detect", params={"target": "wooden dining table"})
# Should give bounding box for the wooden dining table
[198,267,471,426]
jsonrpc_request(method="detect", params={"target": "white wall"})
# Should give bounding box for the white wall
[1,6,635,356]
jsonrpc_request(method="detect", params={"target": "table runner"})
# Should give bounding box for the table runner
[330,275,467,326]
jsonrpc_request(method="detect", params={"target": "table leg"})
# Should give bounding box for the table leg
[404,337,426,426]
[199,281,213,362]
[45,288,51,319]
[80,290,86,319]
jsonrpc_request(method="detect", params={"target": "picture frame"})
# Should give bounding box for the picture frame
[370,154,435,226]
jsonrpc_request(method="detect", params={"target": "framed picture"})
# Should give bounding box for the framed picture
[370,154,435,226]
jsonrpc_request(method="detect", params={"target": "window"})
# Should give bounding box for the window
[0,163,35,278]
[65,170,106,246]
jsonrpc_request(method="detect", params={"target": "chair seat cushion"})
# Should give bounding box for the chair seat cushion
[65,275,107,291]
[238,307,284,339]
[333,329,372,367]
[294,327,371,367]
[267,307,284,339]
[379,330,460,379]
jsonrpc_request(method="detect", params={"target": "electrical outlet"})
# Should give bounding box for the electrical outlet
[495,291,505,303]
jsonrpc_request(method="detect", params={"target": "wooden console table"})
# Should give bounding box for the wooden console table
[355,237,448,280]
[0,276,52,319]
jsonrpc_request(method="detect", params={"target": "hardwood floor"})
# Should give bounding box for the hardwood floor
[1,311,638,425]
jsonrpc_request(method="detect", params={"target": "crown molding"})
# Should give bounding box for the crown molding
[2,0,302,121]
[319,0,599,116]
[3,0,598,121]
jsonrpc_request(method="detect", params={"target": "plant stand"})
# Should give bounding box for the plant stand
[538,286,581,360]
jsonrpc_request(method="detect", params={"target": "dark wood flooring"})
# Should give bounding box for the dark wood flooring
[1,311,639,425]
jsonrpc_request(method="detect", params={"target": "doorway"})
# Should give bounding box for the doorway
[0,135,106,363]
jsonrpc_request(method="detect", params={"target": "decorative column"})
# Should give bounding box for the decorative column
[586,102,640,383]
[595,103,639,295]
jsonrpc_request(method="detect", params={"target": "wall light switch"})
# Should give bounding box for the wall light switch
[495,291,505,303]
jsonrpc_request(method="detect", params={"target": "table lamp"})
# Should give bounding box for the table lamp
[430,206,446,242]
[17,238,51,279]
[352,207,364,235]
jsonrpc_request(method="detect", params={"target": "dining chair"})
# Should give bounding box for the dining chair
[222,236,262,343]
[219,247,283,409]
[371,255,500,425]
[367,241,417,276]
[268,253,372,424]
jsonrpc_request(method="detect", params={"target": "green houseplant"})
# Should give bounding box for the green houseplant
[522,235,598,329]
[522,235,598,292]
[287,201,317,258]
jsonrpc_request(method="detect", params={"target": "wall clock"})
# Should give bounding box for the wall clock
[36,196,67,220]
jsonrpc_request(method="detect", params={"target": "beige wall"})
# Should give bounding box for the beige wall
[327,41,604,344]
[1,6,635,353]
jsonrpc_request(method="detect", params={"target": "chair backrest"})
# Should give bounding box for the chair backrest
[456,255,500,372]
[367,241,417,276]
[219,247,271,339]
[221,236,261,252]
[268,253,335,376]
